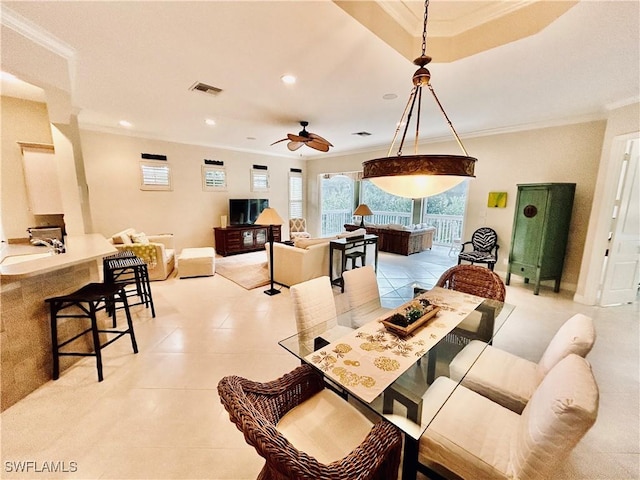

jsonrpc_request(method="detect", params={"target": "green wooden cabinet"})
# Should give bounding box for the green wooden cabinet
[506,183,575,295]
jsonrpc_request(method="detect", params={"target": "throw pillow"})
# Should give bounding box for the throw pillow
[112,231,133,245]
[131,232,150,244]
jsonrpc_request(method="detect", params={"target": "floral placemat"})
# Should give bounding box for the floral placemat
[305,287,483,403]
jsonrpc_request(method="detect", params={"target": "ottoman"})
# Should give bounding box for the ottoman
[178,247,216,278]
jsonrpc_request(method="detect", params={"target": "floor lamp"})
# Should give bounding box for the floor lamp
[255,207,284,296]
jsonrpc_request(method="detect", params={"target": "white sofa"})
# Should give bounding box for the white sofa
[108,228,176,281]
[265,229,367,287]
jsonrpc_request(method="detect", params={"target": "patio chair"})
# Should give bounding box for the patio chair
[218,364,403,480]
[458,227,499,270]
[449,313,595,413]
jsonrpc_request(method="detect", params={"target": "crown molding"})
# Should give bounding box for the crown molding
[1,5,77,94]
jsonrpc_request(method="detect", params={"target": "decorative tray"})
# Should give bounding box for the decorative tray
[380,306,441,337]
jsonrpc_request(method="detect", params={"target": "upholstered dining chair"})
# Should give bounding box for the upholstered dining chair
[418,354,599,480]
[342,265,389,327]
[449,313,595,413]
[218,364,403,480]
[289,217,311,240]
[290,276,353,353]
[458,227,499,270]
[435,264,506,345]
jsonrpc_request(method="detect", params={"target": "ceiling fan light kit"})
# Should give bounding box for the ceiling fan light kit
[362,0,476,199]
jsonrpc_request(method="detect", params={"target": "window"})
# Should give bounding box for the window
[320,173,355,236]
[251,168,269,192]
[361,180,412,225]
[140,161,171,191]
[289,171,303,218]
[202,165,227,191]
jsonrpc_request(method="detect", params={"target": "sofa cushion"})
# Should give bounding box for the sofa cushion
[336,228,366,238]
[294,237,335,249]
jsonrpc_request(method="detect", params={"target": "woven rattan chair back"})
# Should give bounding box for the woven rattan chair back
[217,365,403,480]
[436,264,506,302]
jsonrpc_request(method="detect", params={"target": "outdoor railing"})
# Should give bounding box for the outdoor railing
[321,210,463,246]
[423,214,464,246]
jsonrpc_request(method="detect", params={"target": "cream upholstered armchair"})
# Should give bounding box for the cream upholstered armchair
[289,217,311,240]
[419,354,598,480]
[449,313,596,413]
[108,228,175,281]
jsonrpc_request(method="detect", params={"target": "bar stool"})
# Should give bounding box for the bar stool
[46,283,138,381]
[345,250,366,269]
[103,252,155,318]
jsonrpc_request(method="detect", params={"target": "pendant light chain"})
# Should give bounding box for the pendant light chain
[422,0,429,57]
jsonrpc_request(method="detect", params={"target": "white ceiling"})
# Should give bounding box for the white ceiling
[1,1,638,159]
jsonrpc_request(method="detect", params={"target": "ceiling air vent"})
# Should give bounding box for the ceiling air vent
[189,81,222,96]
[352,131,372,137]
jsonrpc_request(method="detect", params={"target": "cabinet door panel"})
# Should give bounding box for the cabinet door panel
[511,188,548,265]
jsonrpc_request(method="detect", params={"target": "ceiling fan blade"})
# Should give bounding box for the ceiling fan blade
[270,138,289,146]
[287,141,304,151]
[306,139,330,152]
[288,133,309,143]
[309,132,333,146]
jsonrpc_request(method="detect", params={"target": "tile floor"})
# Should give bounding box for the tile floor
[1,247,638,479]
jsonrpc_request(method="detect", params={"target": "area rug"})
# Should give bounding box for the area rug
[215,251,270,290]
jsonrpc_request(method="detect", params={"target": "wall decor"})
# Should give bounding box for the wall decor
[487,191,507,208]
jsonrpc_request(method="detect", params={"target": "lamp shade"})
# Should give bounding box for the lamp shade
[370,175,465,198]
[254,207,283,226]
[353,204,373,217]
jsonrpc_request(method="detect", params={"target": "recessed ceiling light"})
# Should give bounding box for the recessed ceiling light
[281,74,296,85]
[205,118,216,126]
[383,93,398,100]
[119,120,132,127]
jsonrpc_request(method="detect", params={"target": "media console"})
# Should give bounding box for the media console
[214,225,281,256]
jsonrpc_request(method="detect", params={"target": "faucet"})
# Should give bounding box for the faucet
[30,238,65,254]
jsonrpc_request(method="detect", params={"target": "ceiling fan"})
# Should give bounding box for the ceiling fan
[271,121,333,152]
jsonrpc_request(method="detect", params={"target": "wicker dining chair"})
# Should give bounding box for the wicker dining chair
[435,264,506,346]
[218,364,403,480]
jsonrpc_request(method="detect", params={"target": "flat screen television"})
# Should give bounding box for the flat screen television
[229,198,269,226]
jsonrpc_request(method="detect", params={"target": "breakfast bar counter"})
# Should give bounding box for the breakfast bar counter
[1,234,116,411]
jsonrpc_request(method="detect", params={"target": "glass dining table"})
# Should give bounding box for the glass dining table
[278,282,516,480]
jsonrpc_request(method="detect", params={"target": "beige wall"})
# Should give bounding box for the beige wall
[79,130,305,252]
[306,120,607,291]
[0,96,54,241]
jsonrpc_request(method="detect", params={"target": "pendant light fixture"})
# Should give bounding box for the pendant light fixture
[362,0,476,198]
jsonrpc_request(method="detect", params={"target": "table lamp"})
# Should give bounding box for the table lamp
[353,204,373,227]
[255,207,284,296]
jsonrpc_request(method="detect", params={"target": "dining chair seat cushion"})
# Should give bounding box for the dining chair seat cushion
[449,340,540,413]
[419,376,519,479]
[276,388,374,464]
